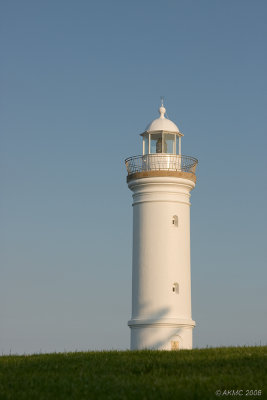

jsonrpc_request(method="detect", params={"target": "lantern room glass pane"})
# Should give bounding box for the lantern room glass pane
[176,136,181,155]
[164,133,175,154]
[144,135,149,154]
[150,133,164,154]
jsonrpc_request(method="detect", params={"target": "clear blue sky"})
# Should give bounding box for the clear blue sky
[1,0,266,354]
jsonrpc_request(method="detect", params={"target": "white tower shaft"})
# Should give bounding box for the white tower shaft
[128,175,195,350]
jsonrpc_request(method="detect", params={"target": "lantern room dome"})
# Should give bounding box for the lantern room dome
[145,105,180,133]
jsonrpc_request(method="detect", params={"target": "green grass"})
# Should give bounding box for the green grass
[0,346,266,400]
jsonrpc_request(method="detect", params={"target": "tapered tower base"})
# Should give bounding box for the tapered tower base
[129,318,195,350]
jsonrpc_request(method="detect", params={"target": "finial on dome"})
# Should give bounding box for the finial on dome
[159,96,166,119]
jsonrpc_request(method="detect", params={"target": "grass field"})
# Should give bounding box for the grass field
[0,346,266,400]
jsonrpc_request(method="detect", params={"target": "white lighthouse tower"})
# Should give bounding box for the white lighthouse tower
[125,101,198,350]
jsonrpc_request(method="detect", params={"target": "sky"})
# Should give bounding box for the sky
[1,0,266,354]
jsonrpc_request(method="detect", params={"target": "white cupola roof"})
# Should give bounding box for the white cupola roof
[145,103,180,133]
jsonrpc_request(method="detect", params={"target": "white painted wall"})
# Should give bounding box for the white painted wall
[127,176,196,350]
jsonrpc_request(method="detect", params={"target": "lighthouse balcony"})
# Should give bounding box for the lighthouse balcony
[125,154,198,177]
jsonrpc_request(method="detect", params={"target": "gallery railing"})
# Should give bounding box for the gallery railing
[125,154,198,176]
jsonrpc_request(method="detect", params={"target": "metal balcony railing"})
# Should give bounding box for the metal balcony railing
[125,154,198,175]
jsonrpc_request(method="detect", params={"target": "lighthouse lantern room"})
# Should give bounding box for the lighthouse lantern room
[125,102,198,350]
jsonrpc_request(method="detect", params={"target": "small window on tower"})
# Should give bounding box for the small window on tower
[172,215,178,226]
[172,282,179,294]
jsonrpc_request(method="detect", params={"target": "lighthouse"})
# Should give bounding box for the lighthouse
[125,101,198,350]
